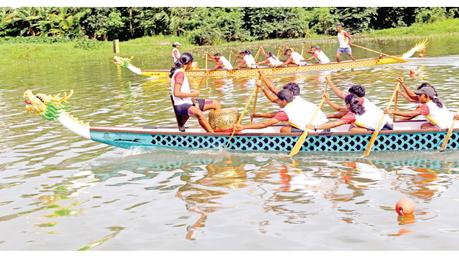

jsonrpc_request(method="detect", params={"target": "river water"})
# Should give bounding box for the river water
[1,36,459,250]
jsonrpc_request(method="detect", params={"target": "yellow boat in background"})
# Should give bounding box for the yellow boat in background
[114,41,427,79]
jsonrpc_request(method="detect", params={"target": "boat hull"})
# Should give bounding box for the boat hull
[140,56,405,78]
[90,123,459,153]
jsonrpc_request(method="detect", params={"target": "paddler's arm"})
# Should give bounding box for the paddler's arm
[326,75,346,99]
[398,77,419,102]
[252,112,277,118]
[280,57,292,67]
[211,62,223,71]
[258,71,279,95]
[258,81,282,105]
[386,108,422,119]
[257,59,270,65]
[235,59,246,69]
[307,120,347,131]
[237,118,280,130]
[259,46,268,57]
[345,31,353,46]
[327,110,348,119]
[324,92,347,112]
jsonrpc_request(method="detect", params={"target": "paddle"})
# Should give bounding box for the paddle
[226,86,258,148]
[250,76,262,124]
[288,81,328,157]
[351,43,406,63]
[439,110,459,152]
[254,47,261,61]
[362,82,400,157]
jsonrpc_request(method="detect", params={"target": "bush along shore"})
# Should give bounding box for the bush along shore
[1,7,458,46]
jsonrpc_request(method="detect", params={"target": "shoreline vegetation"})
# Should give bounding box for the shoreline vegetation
[1,18,458,65]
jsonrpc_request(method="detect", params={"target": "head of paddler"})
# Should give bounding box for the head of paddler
[345,93,365,115]
[179,52,194,70]
[282,82,300,96]
[417,83,438,97]
[415,86,436,104]
[310,46,321,54]
[213,53,222,61]
[268,52,274,57]
[348,84,366,98]
[284,48,293,56]
[239,50,251,57]
[169,52,194,78]
[336,23,343,32]
[277,89,295,107]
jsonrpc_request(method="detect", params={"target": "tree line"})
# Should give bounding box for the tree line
[1,7,458,45]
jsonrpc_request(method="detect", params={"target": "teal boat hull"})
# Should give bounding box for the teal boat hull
[89,125,459,153]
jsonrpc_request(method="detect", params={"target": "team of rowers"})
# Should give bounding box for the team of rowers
[174,44,332,71]
[171,23,356,70]
[170,51,458,134]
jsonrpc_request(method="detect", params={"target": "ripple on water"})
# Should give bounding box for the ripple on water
[2,52,459,249]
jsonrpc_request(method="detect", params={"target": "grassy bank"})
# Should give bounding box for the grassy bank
[362,19,459,37]
[1,19,458,66]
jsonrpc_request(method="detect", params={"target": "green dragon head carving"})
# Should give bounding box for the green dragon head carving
[23,90,73,120]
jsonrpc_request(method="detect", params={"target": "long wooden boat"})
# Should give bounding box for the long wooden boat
[115,41,427,79]
[24,89,458,155]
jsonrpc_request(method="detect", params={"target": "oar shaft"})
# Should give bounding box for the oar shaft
[362,82,400,157]
[440,110,459,151]
[352,43,405,62]
[250,86,259,124]
[227,86,258,147]
[288,82,328,157]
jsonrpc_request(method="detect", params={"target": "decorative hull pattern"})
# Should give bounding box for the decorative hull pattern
[89,121,459,153]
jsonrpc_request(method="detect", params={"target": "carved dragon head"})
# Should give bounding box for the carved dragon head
[23,90,73,119]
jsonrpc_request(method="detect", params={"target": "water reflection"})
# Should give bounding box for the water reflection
[2,42,459,249]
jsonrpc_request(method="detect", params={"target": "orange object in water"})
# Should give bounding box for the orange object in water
[409,69,416,78]
[395,198,415,216]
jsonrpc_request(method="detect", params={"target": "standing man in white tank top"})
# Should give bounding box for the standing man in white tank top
[336,24,356,62]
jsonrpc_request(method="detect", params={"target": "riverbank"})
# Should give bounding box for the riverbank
[0,19,458,69]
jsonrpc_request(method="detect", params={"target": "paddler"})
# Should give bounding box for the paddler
[207,53,233,70]
[397,77,438,103]
[386,86,454,130]
[235,50,258,69]
[257,46,283,67]
[309,93,393,133]
[170,53,221,133]
[397,77,459,120]
[280,48,307,66]
[326,75,391,119]
[236,78,328,134]
[171,42,181,63]
[335,23,356,62]
[305,46,331,64]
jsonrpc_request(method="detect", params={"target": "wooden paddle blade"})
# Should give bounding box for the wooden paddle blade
[440,120,457,151]
[362,132,379,157]
[289,131,309,157]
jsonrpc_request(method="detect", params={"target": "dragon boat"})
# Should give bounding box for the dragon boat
[114,41,427,79]
[24,89,459,155]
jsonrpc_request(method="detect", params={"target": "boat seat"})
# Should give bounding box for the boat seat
[170,95,188,132]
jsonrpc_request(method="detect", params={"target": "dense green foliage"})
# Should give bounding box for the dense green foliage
[1,7,458,46]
